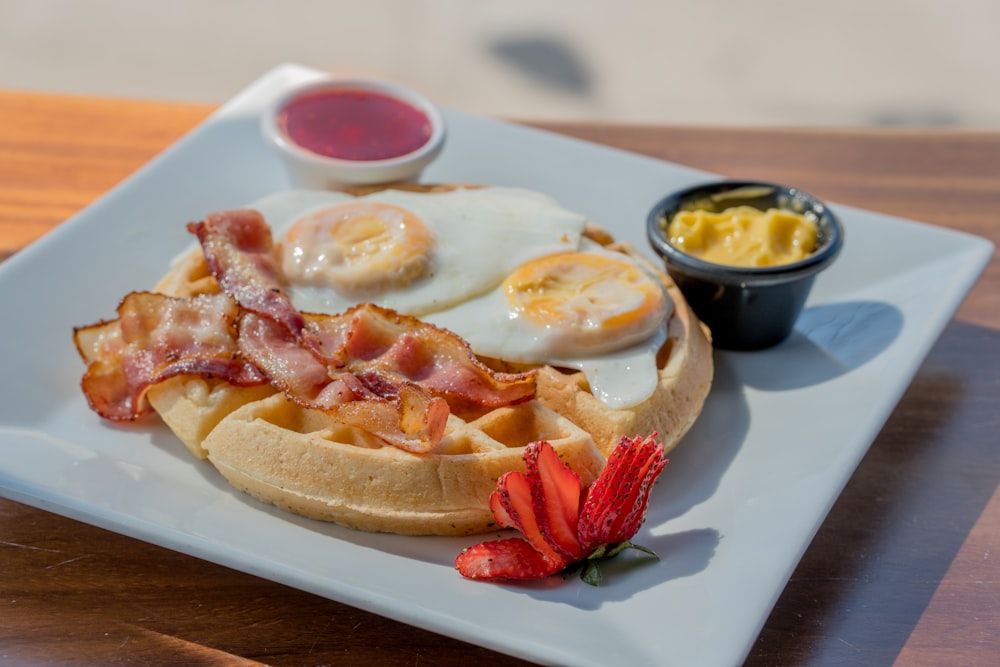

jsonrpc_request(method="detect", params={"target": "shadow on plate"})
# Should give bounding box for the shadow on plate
[469,525,722,610]
[729,300,903,392]
[640,300,903,531]
[652,357,750,521]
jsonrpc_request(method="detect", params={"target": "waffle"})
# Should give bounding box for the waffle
[200,392,604,535]
[145,187,713,536]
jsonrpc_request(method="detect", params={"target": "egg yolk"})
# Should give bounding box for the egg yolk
[281,201,434,294]
[502,252,668,353]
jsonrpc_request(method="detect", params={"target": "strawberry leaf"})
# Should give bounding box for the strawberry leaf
[581,560,603,586]
[576,541,660,585]
[623,541,658,558]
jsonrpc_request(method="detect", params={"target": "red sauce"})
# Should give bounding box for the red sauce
[277,89,432,161]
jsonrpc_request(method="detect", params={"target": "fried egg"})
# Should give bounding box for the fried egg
[423,242,672,409]
[251,187,586,317]
[248,187,673,409]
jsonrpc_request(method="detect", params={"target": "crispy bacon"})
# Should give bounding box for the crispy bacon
[237,305,535,452]
[75,298,531,451]
[234,311,452,452]
[188,209,307,338]
[73,292,267,421]
[334,383,451,454]
[309,304,537,408]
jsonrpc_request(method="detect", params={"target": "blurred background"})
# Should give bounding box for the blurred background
[1,0,997,126]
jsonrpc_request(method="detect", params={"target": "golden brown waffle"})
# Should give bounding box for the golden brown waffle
[201,392,605,535]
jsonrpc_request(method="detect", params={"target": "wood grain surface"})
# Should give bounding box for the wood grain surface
[1,91,997,666]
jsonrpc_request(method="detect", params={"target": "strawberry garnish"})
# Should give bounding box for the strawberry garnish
[455,434,667,585]
[527,438,586,562]
[578,433,666,550]
[455,538,563,580]
[492,469,565,565]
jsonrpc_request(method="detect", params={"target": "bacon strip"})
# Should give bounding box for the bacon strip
[188,209,307,338]
[310,304,537,408]
[73,292,267,421]
[237,305,535,453]
[332,383,450,454]
[75,295,534,451]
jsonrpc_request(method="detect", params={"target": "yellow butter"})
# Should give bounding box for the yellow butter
[666,205,818,267]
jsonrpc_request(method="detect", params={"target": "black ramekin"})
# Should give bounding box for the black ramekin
[647,180,844,351]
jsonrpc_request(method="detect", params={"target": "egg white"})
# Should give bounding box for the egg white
[244,187,673,409]
[250,187,586,317]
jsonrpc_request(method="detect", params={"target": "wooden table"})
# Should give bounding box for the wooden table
[1,91,998,666]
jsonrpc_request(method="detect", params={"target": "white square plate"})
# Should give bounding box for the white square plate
[0,64,992,666]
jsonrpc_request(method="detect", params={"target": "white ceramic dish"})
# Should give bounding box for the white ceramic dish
[260,75,446,188]
[0,64,992,666]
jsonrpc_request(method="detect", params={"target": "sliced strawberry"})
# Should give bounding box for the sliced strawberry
[493,469,566,565]
[578,434,667,551]
[527,441,585,562]
[458,435,668,586]
[455,538,564,580]
[488,485,516,529]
